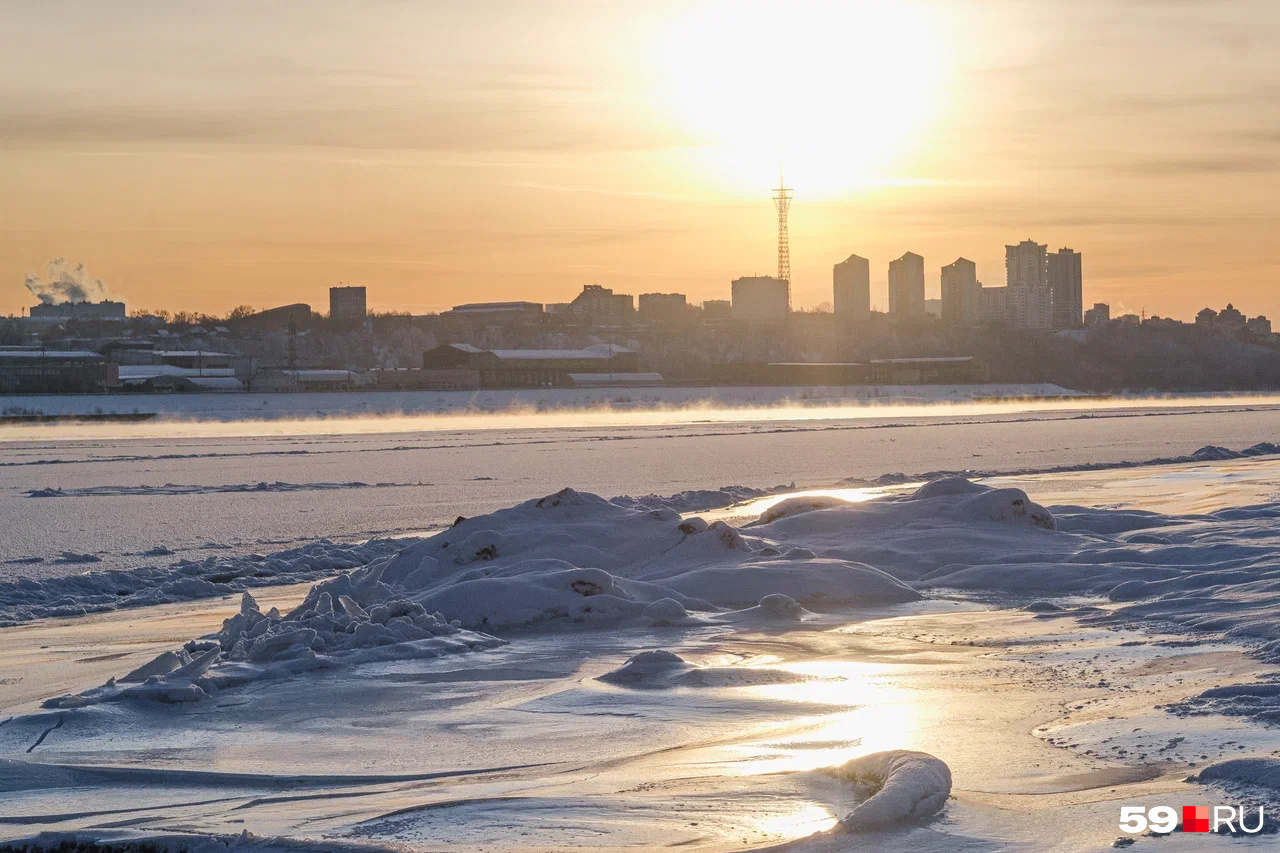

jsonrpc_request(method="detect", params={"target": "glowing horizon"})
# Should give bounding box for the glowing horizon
[2,1,1277,320]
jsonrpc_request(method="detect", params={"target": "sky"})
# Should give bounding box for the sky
[1,0,1278,319]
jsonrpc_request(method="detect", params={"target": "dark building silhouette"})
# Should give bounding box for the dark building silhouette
[329,286,367,321]
[833,254,870,323]
[888,252,925,320]
[731,276,790,323]
[940,258,979,326]
[1047,248,1083,329]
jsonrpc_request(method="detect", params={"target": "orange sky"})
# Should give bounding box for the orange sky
[3,0,1278,320]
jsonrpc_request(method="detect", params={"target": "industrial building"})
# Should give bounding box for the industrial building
[833,254,870,323]
[250,369,364,392]
[869,357,986,385]
[116,350,241,392]
[329,286,367,321]
[230,303,312,330]
[441,302,544,322]
[0,349,120,393]
[28,300,126,321]
[422,343,642,388]
[731,276,789,323]
[706,356,987,386]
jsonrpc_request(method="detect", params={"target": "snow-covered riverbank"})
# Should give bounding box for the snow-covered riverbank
[6,459,1280,850]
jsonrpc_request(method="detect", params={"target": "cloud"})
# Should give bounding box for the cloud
[0,99,691,154]
[1107,156,1278,176]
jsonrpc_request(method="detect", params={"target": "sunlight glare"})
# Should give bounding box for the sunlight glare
[656,0,945,196]
[731,660,922,774]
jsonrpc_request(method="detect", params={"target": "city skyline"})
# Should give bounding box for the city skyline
[3,1,1278,320]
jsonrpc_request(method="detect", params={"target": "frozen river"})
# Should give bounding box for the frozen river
[6,393,1280,851]
[2,396,1280,574]
[7,446,1280,850]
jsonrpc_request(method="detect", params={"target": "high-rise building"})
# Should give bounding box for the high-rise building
[940,258,980,326]
[569,284,634,323]
[1083,302,1110,326]
[702,299,732,320]
[731,276,790,323]
[1005,239,1051,329]
[329,286,367,321]
[1048,248,1083,329]
[978,286,1010,325]
[638,292,689,323]
[833,253,870,323]
[888,252,925,320]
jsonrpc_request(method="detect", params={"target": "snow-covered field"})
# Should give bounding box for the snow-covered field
[4,397,1280,851]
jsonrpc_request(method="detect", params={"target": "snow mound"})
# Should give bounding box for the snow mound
[750,592,811,620]
[596,649,807,689]
[1190,758,1280,791]
[1167,682,1280,727]
[830,750,953,830]
[759,495,860,524]
[332,488,920,633]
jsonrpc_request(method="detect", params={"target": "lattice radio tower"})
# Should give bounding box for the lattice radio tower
[772,169,793,289]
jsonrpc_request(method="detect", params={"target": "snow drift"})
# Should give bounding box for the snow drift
[42,474,1280,709]
[829,750,953,830]
[317,487,921,634]
[1190,758,1280,791]
[42,487,923,706]
[596,649,808,689]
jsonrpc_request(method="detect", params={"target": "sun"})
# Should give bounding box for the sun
[655,0,946,197]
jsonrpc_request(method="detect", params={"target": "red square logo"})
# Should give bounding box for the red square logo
[1183,806,1210,833]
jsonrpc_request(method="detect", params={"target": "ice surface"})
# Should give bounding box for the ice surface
[24,480,425,498]
[832,750,953,830]
[0,829,403,853]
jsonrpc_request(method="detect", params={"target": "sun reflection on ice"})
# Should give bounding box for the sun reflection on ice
[728,660,923,775]
[747,803,840,837]
[703,485,920,524]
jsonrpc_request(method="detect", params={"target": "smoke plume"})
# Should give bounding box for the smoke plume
[24,258,112,305]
